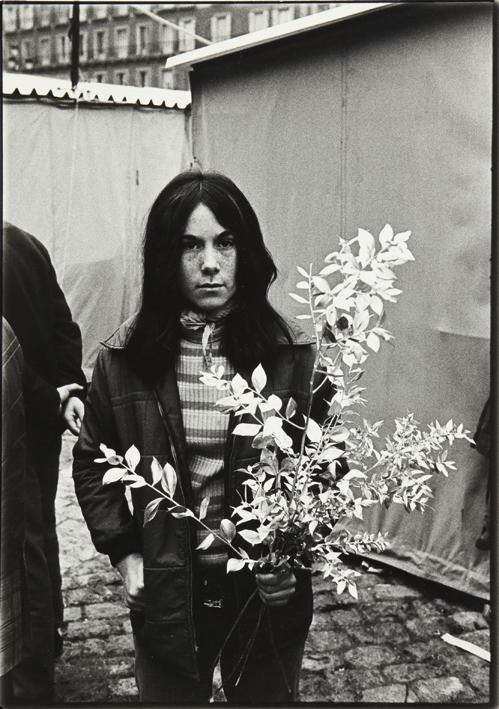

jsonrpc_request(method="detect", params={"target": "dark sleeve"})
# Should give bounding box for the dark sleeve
[37,240,87,394]
[23,362,61,432]
[72,349,141,566]
[473,398,490,457]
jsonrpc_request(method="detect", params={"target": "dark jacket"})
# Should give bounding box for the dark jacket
[73,317,330,678]
[1,319,25,674]
[2,222,86,449]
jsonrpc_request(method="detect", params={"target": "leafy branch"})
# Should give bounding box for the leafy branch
[97,224,473,598]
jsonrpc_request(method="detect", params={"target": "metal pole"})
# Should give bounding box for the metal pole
[69,2,80,88]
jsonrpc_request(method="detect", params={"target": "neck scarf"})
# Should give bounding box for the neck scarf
[179,300,235,368]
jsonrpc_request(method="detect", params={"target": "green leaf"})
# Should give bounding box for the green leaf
[285,397,297,419]
[199,496,210,520]
[227,558,246,573]
[102,468,125,485]
[366,332,380,352]
[312,276,330,294]
[348,583,359,600]
[129,477,146,488]
[233,423,262,437]
[296,265,309,278]
[125,444,140,472]
[379,224,394,247]
[319,263,340,276]
[231,373,247,396]
[318,446,343,462]
[267,394,282,412]
[220,519,236,542]
[370,295,383,316]
[161,462,177,497]
[251,364,267,393]
[289,292,308,304]
[170,506,194,519]
[238,529,260,545]
[144,498,161,525]
[306,417,322,443]
[196,533,215,551]
[150,458,163,486]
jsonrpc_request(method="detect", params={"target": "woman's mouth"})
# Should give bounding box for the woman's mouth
[198,283,223,290]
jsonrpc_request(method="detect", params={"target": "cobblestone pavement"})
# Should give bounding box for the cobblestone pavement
[56,435,491,704]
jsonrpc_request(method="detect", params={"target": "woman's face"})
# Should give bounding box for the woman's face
[178,202,238,314]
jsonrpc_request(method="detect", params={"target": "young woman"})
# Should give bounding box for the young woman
[73,170,330,703]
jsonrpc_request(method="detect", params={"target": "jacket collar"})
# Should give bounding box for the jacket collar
[102,313,315,351]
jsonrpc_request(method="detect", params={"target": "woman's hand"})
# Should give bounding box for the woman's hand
[255,564,296,606]
[116,553,145,611]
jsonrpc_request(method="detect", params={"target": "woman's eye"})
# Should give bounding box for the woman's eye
[218,238,235,249]
[182,240,199,251]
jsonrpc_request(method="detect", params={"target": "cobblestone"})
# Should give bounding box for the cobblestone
[361,683,407,702]
[449,611,489,632]
[54,435,490,703]
[347,620,411,645]
[409,676,475,703]
[382,662,446,683]
[372,583,421,600]
[84,602,129,619]
[343,645,399,669]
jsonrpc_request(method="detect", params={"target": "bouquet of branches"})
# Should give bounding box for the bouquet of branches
[97,225,472,598]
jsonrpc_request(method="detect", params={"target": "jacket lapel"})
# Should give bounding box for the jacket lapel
[154,367,194,508]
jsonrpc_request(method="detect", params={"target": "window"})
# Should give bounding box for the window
[20,5,34,29]
[4,6,18,32]
[55,5,71,25]
[94,72,106,83]
[57,33,70,62]
[178,17,195,52]
[95,29,107,58]
[39,37,52,66]
[210,13,231,43]
[271,6,295,25]
[161,24,175,54]
[115,27,129,58]
[161,68,174,89]
[22,38,33,62]
[6,42,19,70]
[113,4,128,17]
[136,24,149,55]
[79,5,88,22]
[79,31,88,61]
[93,5,108,20]
[138,68,151,87]
[38,4,51,26]
[248,9,269,33]
[114,69,129,85]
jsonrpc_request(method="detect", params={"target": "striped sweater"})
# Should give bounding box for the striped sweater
[176,325,235,567]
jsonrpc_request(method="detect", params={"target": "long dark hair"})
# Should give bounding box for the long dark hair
[125,170,293,384]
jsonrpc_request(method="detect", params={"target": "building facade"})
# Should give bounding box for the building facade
[3,3,343,89]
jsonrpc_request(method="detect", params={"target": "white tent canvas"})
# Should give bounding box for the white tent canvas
[3,74,191,375]
[173,2,491,597]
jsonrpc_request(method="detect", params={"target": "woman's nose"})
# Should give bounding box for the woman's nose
[200,245,220,274]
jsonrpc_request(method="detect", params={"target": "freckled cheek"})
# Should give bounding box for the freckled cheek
[178,258,197,295]
[224,252,238,290]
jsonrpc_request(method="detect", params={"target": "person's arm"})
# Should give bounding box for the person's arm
[62,395,85,435]
[72,349,141,566]
[23,361,83,427]
[37,240,87,394]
